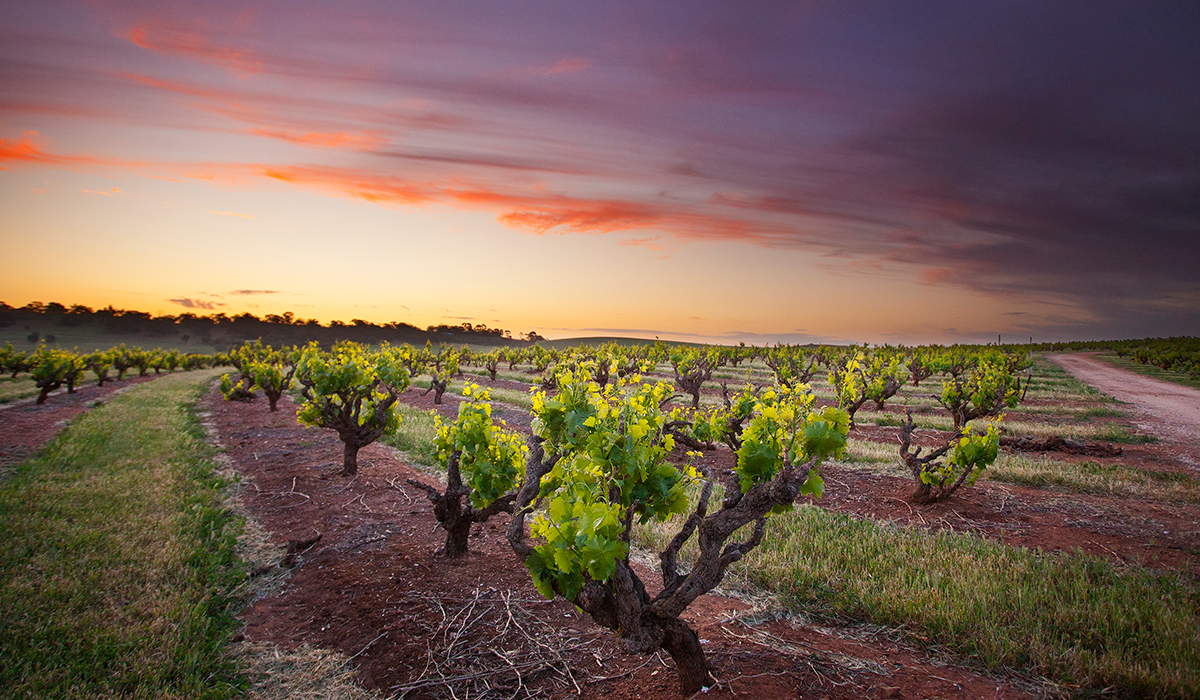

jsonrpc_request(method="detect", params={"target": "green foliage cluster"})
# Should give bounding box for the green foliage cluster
[30,346,87,403]
[937,360,1027,428]
[527,370,689,598]
[919,421,1000,491]
[764,345,821,388]
[669,347,717,408]
[1120,337,1200,380]
[433,384,526,510]
[666,404,725,450]
[294,341,412,475]
[219,340,298,410]
[735,385,847,496]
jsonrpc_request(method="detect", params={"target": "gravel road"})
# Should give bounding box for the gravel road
[1050,353,1200,469]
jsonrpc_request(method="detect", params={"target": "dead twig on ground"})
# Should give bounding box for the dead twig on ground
[390,587,606,700]
[387,477,416,504]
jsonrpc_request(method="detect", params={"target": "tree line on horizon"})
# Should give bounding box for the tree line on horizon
[0,301,544,349]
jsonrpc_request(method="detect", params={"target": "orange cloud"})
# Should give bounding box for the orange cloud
[497,201,657,234]
[262,165,437,206]
[124,74,398,154]
[0,131,56,164]
[619,237,669,251]
[0,131,810,247]
[0,131,125,169]
[124,21,264,75]
[125,74,256,120]
[248,127,385,151]
[920,267,955,286]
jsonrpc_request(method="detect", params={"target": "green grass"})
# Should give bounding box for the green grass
[0,376,38,403]
[1009,404,1126,418]
[1094,352,1200,391]
[0,369,247,699]
[995,419,1155,443]
[988,456,1200,503]
[476,385,534,410]
[0,370,190,405]
[837,439,1200,502]
[850,408,1153,444]
[844,437,1186,501]
[1028,355,1120,403]
[842,438,902,467]
[411,379,534,411]
[636,503,1200,698]
[873,410,902,427]
[461,367,539,385]
[383,402,440,467]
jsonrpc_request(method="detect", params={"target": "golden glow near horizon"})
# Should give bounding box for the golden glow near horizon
[2,2,1196,343]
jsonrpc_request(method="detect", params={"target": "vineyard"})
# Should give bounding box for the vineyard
[2,336,1199,698]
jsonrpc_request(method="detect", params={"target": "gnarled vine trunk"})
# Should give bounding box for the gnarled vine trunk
[509,439,820,695]
[411,451,514,558]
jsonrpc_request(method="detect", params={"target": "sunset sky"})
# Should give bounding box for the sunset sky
[2,1,1197,344]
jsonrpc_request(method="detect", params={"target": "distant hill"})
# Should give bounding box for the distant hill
[539,336,709,350]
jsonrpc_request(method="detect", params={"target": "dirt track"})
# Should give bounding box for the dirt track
[1049,353,1200,469]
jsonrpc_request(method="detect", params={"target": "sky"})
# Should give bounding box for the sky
[1,1,1197,345]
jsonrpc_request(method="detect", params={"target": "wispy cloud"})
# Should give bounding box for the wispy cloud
[248,127,385,151]
[619,237,669,251]
[168,297,225,310]
[123,17,265,76]
[229,289,281,295]
[542,58,591,76]
[0,131,114,168]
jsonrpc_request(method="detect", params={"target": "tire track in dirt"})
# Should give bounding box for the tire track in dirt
[1049,353,1200,469]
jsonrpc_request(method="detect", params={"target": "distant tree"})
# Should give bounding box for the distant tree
[32,348,81,404]
[671,348,716,408]
[421,344,459,405]
[294,342,411,476]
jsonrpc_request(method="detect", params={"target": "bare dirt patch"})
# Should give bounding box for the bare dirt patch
[208,389,1043,700]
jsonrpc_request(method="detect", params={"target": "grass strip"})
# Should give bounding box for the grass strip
[988,456,1200,503]
[409,379,533,410]
[0,376,38,404]
[0,369,246,699]
[641,504,1199,697]
[840,438,1200,503]
[1093,353,1200,391]
[384,402,440,466]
